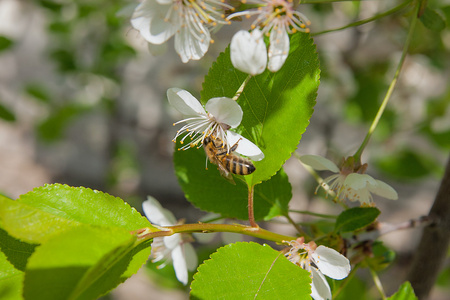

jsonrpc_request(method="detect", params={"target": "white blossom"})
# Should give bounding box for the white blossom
[286,237,351,300]
[300,155,398,206]
[143,196,198,285]
[230,29,267,75]
[131,0,231,63]
[167,88,264,161]
[228,0,310,73]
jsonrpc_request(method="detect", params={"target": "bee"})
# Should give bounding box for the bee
[203,136,256,184]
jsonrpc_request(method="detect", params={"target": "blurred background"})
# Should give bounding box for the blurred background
[0,0,449,299]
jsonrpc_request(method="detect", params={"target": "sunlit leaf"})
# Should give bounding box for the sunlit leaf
[191,242,311,299]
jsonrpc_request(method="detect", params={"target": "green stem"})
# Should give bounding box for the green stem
[232,75,252,101]
[370,268,387,299]
[353,1,419,162]
[302,0,365,3]
[248,185,257,227]
[284,213,307,235]
[289,209,337,219]
[312,1,412,36]
[137,223,297,244]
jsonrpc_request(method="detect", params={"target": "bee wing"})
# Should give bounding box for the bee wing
[217,162,236,185]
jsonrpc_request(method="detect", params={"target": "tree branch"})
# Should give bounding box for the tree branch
[407,154,450,299]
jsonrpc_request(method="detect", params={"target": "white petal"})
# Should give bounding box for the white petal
[230,29,267,75]
[300,155,340,173]
[226,131,264,161]
[164,234,182,250]
[171,244,189,285]
[142,196,177,226]
[183,242,198,271]
[268,27,289,72]
[369,180,398,200]
[174,19,210,62]
[205,97,243,128]
[310,267,332,300]
[344,174,376,191]
[131,1,179,45]
[312,246,351,280]
[167,88,206,116]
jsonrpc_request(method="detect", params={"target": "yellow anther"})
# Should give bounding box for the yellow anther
[211,39,215,44]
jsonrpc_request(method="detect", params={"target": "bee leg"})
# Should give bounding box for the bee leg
[229,138,243,153]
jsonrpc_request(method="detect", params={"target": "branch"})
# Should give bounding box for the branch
[407,154,450,299]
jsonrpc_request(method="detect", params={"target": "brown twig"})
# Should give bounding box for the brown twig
[248,185,258,227]
[407,154,450,299]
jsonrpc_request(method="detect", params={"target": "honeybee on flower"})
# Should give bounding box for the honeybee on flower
[167,88,264,161]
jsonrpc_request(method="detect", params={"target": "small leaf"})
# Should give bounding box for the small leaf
[37,104,87,142]
[364,241,395,271]
[23,226,152,300]
[173,142,292,221]
[25,84,52,103]
[191,242,311,299]
[387,282,418,300]
[200,32,320,185]
[335,207,380,233]
[420,8,446,32]
[0,102,15,122]
[0,36,13,52]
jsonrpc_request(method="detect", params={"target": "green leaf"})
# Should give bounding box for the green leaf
[200,32,320,185]
[335,207,380,233]
[174,142,292,220]
[0,249,23,300]
[386,282,417,300]
[0,102,15,122]
[0,184,155,244]
[23,226,152,300]
[25,84,52,103]
[191,242,311,299]
[420,8,446,32]
[0,36,13,52]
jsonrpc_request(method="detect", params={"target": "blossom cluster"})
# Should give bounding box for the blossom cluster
[130,0,310,73]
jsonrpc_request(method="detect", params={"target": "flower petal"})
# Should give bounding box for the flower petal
[183,242,198,272]
[310,267,332,300]
[300,155,340,173]
[268,26,289,72]
[230,29,267,75]
[205,97,243,128]
[142,196,177,226]
[370,180,398,200]
[171,244,189,285]
[131,0,179,45]
[226,131,264,161]
[312,246,351,280]
[167,88,206,116]
[344,174,377,191]
[174,18,210,62]
[163,234,182,250]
